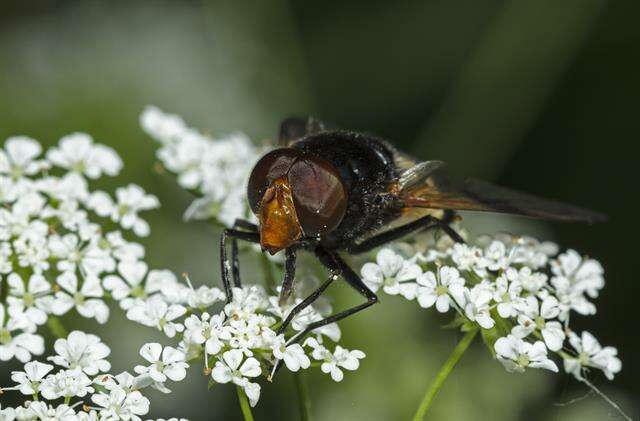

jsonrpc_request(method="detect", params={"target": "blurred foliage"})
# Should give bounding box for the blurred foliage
[0,1,638,420]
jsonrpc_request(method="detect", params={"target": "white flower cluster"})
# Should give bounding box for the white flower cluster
[360,232,621,381]
[0,134,159,363]
[0,330,189,421]
[118,272,365,407]
[140,106,266,227]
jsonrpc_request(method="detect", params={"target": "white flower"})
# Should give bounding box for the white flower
[415,266,465,313]
[91,387,150,421]
[51,272,109,324]
[482,240,509,271]
[551,249,604,298]
[511,295,565,351]
[0,136,44,178]
[48,233,113,276]
[103,260,150,307]
[135,343,188,383]
[450,243,485,272]
[505,266,548,294]
[126,296,186,337]
[272,337,310,372]
[46,133,122,179]
[551,276,596,321]
[494,335,558,373]
[492,273,523,318]
[28,401,77,421]
[211,349,261,406]
[0,404,16,421]
[0,304,44,362]
[140,106,188,145]
[224,286,269,321]
[186,285,225,309]
[321,346,365,382]
[563,331,622,380]
[183,312,231,356]
[360,248,421,299]
[48,331,111,375]
[40,368,94,400]
[88,184,159,237]
[10,361,53,395]
[462,285,495,329]
[6,273,52,331]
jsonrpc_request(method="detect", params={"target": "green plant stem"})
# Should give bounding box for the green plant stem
[294,372,312,421]
[412,328,478,421]
[46,316,68,339]
[236,385,255,421]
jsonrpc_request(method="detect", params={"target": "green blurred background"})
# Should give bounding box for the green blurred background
[1,1,638,420]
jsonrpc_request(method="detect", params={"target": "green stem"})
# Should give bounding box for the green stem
[47,316,69,338]
[294,372,312,421]
[412,328,478,421]
[236,385,255,421]
[0,275,8,305]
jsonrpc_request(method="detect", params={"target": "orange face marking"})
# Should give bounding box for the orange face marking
[259,176,303,255]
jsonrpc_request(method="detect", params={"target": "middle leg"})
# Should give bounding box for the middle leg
[348,212,464,255]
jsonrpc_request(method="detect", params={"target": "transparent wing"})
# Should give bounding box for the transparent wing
[400,162,606,223]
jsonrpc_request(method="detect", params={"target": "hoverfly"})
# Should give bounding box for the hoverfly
[220,117,605,361]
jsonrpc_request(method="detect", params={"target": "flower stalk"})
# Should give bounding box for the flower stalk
[46,316,68,339]
[412,327,478,421]
[295,372,312,421]
[236,385,255,421]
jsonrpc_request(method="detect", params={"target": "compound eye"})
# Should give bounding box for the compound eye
[289,157,347,236]
[247,149,300,214]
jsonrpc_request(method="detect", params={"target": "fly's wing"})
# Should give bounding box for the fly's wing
[399,161,606,224]
[278,117,326,146]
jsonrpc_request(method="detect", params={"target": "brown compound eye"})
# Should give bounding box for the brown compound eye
[288,157,347,236]
[247,149,301,214]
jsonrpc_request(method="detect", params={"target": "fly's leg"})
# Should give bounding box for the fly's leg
[270,248,378,379]
[220,226,259,304]
[348,211,464,254]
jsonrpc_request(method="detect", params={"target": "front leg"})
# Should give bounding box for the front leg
[270,247,378,379]
[278,248,297,305]
[220,227,259,303]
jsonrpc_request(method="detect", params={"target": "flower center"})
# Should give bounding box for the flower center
[436,285,448,296]
[74,292,85,305]
[131,285,146,298]
[534,316,546,330]
[383,277,396,287]
[0,327,11,344]
[118,204,130,217]
[69,250,82,263]
[517,354,530,368]
[23,292,35,307]
[155,361,165,372]
[72,161,86,173]
[10,165,23,180]
[578,352,590,366]
[98,238,111,250]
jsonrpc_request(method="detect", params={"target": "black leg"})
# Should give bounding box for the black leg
[278,248,297,305]
[270,248,378,379]
[348,212,464,254]
[228,219,259,290]
[233,219,258,232]
[230,239,241,288]
[276,273,338,335]
[220,228,260,303]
